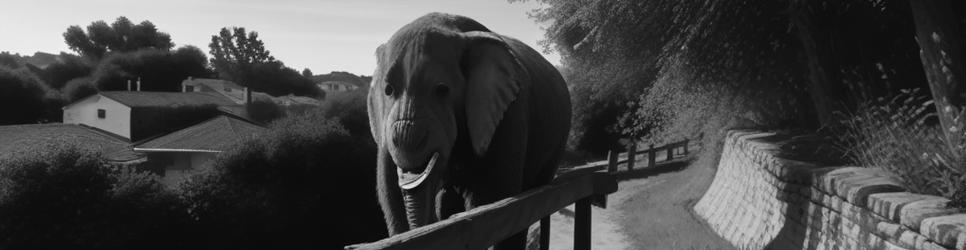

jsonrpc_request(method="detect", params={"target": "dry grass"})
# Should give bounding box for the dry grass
[839,88,966,207]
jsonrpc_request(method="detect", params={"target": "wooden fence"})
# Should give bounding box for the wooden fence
[347,139,690,250]
[606,138,689,173]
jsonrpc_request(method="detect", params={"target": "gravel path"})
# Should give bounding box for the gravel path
[535,150,735,250]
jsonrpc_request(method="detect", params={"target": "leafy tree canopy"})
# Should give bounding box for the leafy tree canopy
[209,27,321,97]
[64,16,174,59]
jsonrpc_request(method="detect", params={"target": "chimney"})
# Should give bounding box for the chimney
[127,80,132,91]
[136,77,141,91]
[245,87,252,105]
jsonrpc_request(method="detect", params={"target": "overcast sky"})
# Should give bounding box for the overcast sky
[0,0,557,76]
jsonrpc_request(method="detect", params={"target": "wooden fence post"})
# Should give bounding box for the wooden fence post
[575,198,591,250]
[540,217,550,250]
[626,142,637,171]
[648,144,656,167]
[607,150,618,173]
[667,143,674,161]
[683,139,689,154]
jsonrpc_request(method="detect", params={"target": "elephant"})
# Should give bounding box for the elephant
[366,13,571,249]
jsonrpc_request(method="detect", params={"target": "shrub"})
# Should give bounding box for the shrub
[0,142,193,249]
[840,88,966,207]
[246,98,284,124]
[180,115,385,249]
[63,77,98,102]
[0,66,57,125]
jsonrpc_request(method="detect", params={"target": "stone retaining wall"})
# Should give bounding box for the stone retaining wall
[694,131,966,250]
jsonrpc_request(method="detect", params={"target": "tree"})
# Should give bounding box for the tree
[90,46,210,92]
[909,0,966,148]
[208,27,275,81]
[0,66,57,125]
[302,68,313,77]
[35,53,93,90]
[209,27,321,97]
[63,16,174,59]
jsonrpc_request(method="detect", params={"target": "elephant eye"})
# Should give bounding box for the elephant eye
[435,83,449,96]
[384,84,395,96]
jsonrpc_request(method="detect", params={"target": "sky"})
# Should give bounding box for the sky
[0,0,558,76]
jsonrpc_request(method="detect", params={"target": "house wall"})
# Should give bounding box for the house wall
[63,95,132,139]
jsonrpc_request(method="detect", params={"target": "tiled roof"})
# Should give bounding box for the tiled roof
[99,91,237,108]
[0,124,142,163]
[133,115,264,153]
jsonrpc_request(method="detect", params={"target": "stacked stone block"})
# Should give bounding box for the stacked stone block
[694,131,966,250]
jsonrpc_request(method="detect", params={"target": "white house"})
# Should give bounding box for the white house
[317,81,359,92]
[62,91,236,139]
[133,114,264,188]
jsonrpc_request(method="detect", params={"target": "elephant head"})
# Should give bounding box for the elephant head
[367,15,527,230]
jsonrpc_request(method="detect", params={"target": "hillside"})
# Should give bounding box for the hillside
[310,71,371,88]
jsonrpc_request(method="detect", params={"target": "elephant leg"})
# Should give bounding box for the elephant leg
[463,102,529,250]
[376,147,409,235]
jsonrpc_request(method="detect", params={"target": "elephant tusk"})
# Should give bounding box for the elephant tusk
[398,152,439,190]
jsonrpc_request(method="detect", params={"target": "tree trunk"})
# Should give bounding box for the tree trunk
[789,0,846,129]
[909,0,966,148]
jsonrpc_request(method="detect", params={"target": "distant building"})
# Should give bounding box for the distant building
[133,114,264,187]
[62,91,236,140]
[181,77,323,106]
[317,81,359,92]
[0,123,143,164]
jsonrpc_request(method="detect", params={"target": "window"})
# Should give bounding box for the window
[224,87,232,92]
[185,85,194,92]
[97,109,106,119]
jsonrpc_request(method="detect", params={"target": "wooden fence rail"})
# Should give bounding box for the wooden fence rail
[347,138,689,250]
[606,138,689,172]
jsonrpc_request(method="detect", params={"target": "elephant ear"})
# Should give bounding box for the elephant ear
[460,31,527,156]
[368,44,388,144]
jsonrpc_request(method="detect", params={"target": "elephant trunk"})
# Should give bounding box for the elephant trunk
[401,185,437,229]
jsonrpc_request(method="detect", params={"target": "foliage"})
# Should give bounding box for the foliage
[302,68,313,77]
[0,52,22,69]
[35,53,94,90]
[317,88,372,141]
[63,16,174,59]
[180,115,385,249]
[63,77,98,102]
[840,89,966,207]
[90,46,210,92]
[208,27,320,97]
[0,142,193,249]
[0,66,61,124]
[246,98,285,124]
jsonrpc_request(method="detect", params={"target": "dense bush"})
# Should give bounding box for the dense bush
[0,142,193,249]
[0,66,61,124]
[63,76,98,102]
[91,46,210,92]
[37,53,94,90]
[245,98,285,124]
[180,114,385,249]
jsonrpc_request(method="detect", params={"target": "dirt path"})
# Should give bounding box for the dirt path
[537,151,735,250]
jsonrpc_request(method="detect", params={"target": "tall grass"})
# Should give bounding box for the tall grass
[839,88,966,207]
